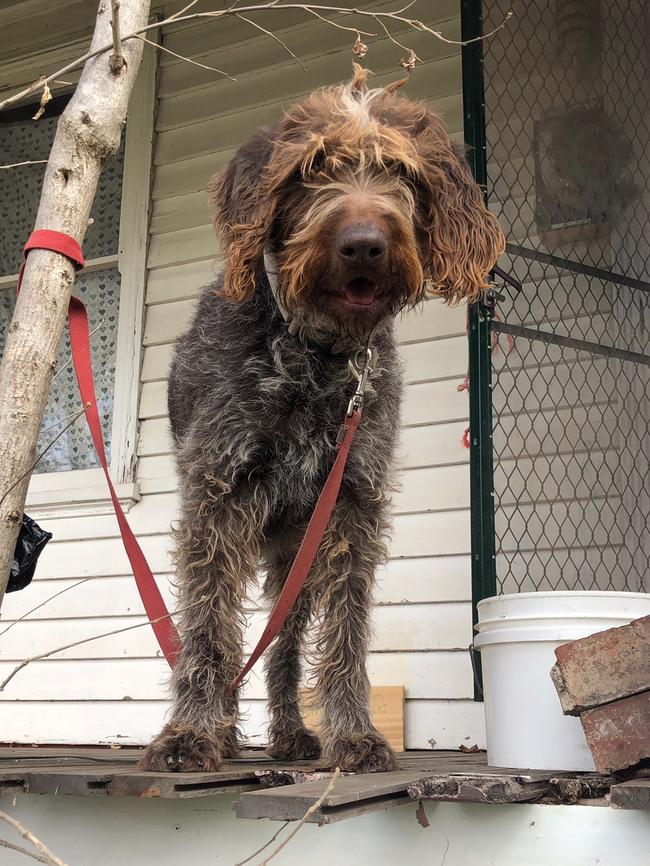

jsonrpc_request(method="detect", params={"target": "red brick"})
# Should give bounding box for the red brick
[580,691,650,773]
[551,615,650,715]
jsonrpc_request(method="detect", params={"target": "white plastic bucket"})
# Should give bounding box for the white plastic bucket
[474,591,650,771]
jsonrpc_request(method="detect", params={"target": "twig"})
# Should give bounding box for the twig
[235,13,307,72]
[134,35,236,81]
[0,161,48,170]
[0,6,513,114]
[168,0,203,21]
[411,10,513,47]
[373,15,421,62]
[0,598,204,692]
[234,822,290,866]
[0,810,69,866]
[0,837,51,864]
[50,320,104,385]
[39,406,87,437]
[302,7,375,36]
[109,0,125,74]
[259,768,341,864]
[0,406,88,511]
[0,577,93,639]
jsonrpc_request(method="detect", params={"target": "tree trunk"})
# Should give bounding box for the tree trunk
[0,0,152,605]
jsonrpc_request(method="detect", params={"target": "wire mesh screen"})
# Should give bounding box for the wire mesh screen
[482,0,650,593]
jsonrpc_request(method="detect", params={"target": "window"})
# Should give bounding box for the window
[0,95,123,474]
[0,55,156,517]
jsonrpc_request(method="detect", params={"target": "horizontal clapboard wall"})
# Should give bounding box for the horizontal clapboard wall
[0,1,487,749]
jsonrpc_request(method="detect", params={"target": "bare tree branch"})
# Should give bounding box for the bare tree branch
[109,0,125,73]
[259,769,341,865]
[0,597,205,692]
[235,12,307,72]
[0,837,52,865]
[135,34,236,81]
[0,405,88,511]
[302,7,375,37]
[0,5,513,114]
[0,577,93,639]
[0,161,48,170]
[234,821,290,866]
[0,810,69,866]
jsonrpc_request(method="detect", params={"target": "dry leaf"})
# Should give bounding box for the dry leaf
[459,743,481,753]
[353,34,368,59]
[399,50,417,74]
[32,82,52,120]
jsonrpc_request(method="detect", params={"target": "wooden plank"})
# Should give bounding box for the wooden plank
[609,779,650,811]
[146,259,217,304]
[0,698,484,750]
[400,336,467,384]
[300,686,405,752]
[141,295,466,348]
[16,511,469,583]
[157,40,460,132]
[0,651,472,702]
[236,769,424,823]
[408,774,549,804]
[136,455,469,513]
[0,601,472,662]
[154,89,462,167]
[136,376,469,426]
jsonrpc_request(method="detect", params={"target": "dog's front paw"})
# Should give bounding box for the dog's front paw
[140,724,224,772]
[267,727,321,761]
[325,730,398,773]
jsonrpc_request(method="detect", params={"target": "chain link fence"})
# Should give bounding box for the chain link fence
[481,0,650,594]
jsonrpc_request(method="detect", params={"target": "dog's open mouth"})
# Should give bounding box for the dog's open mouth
[343,277,379,308]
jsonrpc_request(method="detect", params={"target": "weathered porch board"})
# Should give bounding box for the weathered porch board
[235,753,619,823]
[609,778,650,811]
[1,748,645,821]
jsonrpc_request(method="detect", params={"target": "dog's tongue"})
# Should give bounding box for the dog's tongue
[344,278,377,306]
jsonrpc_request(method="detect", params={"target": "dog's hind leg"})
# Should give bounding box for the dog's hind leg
[312,500,398,774]
[263,555,321,761]
[140,475,264,772]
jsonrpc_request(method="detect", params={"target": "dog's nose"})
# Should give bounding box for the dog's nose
[337,224,387,266]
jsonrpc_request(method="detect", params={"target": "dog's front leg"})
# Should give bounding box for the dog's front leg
[313,501,398,773]
[264,555,321,761]
[141,480,262,773]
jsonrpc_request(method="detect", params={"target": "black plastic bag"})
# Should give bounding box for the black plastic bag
[8,514,52,593]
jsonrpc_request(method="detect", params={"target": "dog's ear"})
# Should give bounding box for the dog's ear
[413,114,505,305]
[208,131,276,301]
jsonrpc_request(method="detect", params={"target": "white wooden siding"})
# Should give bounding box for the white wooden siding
[0,2,482,749]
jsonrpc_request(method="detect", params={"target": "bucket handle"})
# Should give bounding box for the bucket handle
[468,643,484,701]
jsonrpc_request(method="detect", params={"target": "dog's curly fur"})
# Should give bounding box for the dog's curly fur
[141,66,504,774]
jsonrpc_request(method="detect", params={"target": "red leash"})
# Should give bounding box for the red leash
[20,231,180,667]
[19,230,365,689]
[227,407,362,693]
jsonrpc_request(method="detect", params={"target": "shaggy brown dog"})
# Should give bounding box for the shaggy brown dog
[141,66,504,774]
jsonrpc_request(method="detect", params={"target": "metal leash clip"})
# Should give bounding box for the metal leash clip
[347,346,375,416]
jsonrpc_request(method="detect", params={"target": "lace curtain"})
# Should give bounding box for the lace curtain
[0,101,124,473]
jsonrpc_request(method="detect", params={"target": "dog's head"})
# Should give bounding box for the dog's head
[210,65,505,339]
